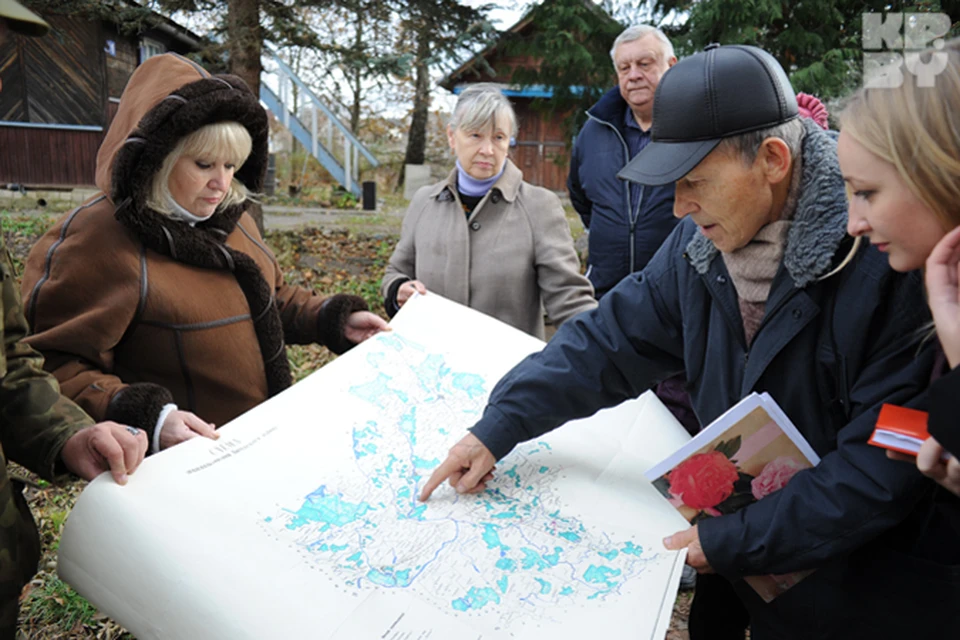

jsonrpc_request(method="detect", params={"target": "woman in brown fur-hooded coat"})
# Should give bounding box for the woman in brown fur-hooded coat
[20,54,386,452]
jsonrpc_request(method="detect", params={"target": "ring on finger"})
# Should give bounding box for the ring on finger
[125,426,142,437]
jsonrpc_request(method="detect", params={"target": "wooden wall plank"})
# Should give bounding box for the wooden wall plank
[0,33,27,121]
[0,127,101,186]
[20,15,104,126]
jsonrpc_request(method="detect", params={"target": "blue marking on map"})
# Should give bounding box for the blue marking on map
[583,565,621,587]
[367,567,413,588]
[384,454,399,474]
[412,456,439,469]
[495,557,516,571]
[401,504,427,520]
[543,547,561,566]
[452,586,501,611]
[398,407,417,445]
[264,516,272,522]
[452,372,485,399]
[412,354,449,393]
[482,524,502,549]
[286,486,374,529]
[521,548,550,571]
[349,373,394,409]
[378,333,419,353]
[268,335,661,618]
[504,466,522,488]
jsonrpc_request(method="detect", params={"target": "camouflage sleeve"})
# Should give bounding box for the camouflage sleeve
[0,241,92,480]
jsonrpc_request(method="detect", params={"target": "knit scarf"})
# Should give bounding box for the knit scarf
[114,199,293,397]
[722,157,803,344]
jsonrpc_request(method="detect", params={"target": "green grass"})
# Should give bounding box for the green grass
[0,213,57,237]
[21,578,101,632]
[0,199,76,214]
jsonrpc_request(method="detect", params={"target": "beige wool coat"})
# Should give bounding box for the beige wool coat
[382,160,596,339]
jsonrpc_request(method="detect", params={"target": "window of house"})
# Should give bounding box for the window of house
[140,38,166,62]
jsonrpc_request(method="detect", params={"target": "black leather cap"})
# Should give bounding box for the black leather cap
[618,44,798,186]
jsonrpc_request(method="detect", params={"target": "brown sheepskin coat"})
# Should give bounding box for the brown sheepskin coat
[20,54,367,440]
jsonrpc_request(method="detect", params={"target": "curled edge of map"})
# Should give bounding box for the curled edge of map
[58,293,691,640]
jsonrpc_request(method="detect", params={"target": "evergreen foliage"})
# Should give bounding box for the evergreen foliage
[652,0,960,99]
[500,0,624,138]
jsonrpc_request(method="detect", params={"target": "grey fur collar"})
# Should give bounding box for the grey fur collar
[685,119,848,288]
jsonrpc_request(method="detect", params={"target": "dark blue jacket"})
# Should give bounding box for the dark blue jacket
[473,123,957,637]
[568,86,678,297]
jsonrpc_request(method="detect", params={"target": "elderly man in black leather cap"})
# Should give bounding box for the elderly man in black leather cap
[420,44,953,639]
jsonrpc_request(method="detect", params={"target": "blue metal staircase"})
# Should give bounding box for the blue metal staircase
[260,46,379,197]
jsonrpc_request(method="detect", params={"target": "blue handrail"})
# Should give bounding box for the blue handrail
[263,45,379,168]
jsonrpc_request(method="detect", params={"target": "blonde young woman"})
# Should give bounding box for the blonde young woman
[21,54,387,453]
[381,83,596,339]
[838,37,960,633]
[840,38,960,495]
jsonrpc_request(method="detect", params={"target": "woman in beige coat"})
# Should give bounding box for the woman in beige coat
[381,84,596,339]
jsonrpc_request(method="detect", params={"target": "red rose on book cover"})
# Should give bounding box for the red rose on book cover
[667,451,739,511]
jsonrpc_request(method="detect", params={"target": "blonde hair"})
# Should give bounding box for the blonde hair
[147,121,254,216]
[839,38,960,231]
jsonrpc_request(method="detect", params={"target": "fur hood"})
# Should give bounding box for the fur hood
[95,53,269,208]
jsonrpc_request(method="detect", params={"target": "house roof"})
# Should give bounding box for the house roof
[439,0,619,91]
[124,0,203,50]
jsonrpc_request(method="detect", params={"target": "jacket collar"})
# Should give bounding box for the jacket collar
[685,119,848,288]
[429,159,523,203]
[585,86,630,132]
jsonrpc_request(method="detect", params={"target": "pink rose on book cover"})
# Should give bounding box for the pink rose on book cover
[667,451,739,515]
[750,456,806,500]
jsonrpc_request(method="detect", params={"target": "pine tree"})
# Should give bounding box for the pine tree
[394,0,495,188]
[499,0,624,139]
[652,0,960,99]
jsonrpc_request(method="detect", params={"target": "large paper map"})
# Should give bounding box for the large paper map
[58,294,691,639]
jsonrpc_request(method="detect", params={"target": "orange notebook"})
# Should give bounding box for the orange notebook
[868,404,930,456]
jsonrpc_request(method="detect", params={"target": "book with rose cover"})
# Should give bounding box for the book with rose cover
[644,392,821,603]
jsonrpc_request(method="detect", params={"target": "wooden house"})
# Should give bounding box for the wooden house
[0,3,202,188]
[440,0,620,192]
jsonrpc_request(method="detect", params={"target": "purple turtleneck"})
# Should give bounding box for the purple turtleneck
[456,160,505,196]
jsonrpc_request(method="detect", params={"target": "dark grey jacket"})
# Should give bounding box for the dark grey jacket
[472,122,953,637]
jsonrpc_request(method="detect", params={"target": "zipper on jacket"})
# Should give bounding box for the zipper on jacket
[585,111,642,273]
[629,185,644,273]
